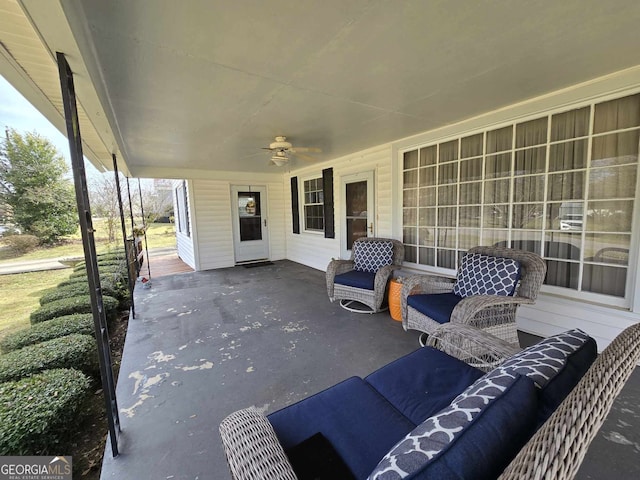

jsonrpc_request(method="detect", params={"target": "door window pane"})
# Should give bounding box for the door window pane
[238,192,262,241]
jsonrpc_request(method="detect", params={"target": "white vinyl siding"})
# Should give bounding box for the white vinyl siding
[286,144,393,271]
[188,176,286,270]
[174,180,195,269]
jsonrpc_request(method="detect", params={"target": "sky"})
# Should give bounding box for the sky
[0,74,110,181]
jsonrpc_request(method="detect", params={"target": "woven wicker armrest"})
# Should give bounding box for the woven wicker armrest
[219,407,297,480]
[450,294,533,327]
[326,259,354,298]
[426,323,521,372]
[400,274,455,323]
[499,322,640,480]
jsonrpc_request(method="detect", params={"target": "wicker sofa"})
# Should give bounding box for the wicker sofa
[220,323,640,480]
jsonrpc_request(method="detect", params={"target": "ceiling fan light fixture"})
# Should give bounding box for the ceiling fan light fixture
[271,154,288,167]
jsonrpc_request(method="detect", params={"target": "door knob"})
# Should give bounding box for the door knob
[369,222,373,233]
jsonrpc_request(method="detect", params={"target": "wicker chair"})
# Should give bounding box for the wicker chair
[326,237,404,313]
[401,246,546,344]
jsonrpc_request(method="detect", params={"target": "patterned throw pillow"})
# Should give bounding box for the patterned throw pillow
[353,241,394,273]
[368,368,519,480]
[500,329,591,388]
[452,253,520,297]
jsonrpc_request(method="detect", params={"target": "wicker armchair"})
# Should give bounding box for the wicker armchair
[326,237,404,313]
[401,246,546,344]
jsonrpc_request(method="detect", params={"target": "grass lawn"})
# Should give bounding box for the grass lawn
[0,222,176,264]
[0,269,72,342]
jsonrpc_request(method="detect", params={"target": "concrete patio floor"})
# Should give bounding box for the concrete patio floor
[100,260,640,480]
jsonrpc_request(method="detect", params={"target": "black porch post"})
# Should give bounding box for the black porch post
[112,154,136,318]
[56,52,121,456]
[137,179,151,280]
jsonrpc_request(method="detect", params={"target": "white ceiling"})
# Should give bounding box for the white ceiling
[7,0,640,176]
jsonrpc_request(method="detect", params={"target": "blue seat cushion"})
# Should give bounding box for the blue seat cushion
[365,347,484,425]
[334,270,376,290]
[368,369,538,480]
[407,293,463,324]
[268,376,415,479]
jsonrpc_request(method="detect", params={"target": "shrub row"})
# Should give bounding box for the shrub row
[0,369,91,455]
[70,264,125,280]
[73,258,127,272]
[0,314,94,353]
[30,295,119,324]
[39,282,122,306]
[0,334,99,383]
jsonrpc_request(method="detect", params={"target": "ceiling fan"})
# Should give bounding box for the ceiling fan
[262,136,321,166]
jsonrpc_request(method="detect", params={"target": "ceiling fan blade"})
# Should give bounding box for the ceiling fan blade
[294,152,317,162]
[290,147,321,153]
[261,147,274,151]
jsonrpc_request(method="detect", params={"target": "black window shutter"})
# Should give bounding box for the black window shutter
[322,168,335,238]
[291,176,300,234]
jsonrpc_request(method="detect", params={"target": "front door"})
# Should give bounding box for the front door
[231,186,269,263]
[341,171,374,259]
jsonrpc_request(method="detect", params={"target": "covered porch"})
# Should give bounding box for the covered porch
[101,261,639,480]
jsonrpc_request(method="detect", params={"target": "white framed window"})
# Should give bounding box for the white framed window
[176,181,190,237]
[401,92,640,307]
[302,177,324,232]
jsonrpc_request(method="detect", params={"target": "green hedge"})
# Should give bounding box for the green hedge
[30,295,119,324]
[0,334,99,383]
[69,265,125,279]
[73,258,127,272]
[39,282,124,306]
[0,369,91,455]
[0,314,94,353]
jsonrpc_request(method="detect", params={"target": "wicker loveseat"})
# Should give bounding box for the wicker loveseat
[220,323,640,480]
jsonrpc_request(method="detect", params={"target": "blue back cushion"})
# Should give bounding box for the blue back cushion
[268,376,415,480]
[407,293,463,324]
[353,241,394,273]
[334,270,376,290]
[368,368,538,480]
[499,328,597,425]
[453,253,521,298]
[365,347,484,425]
